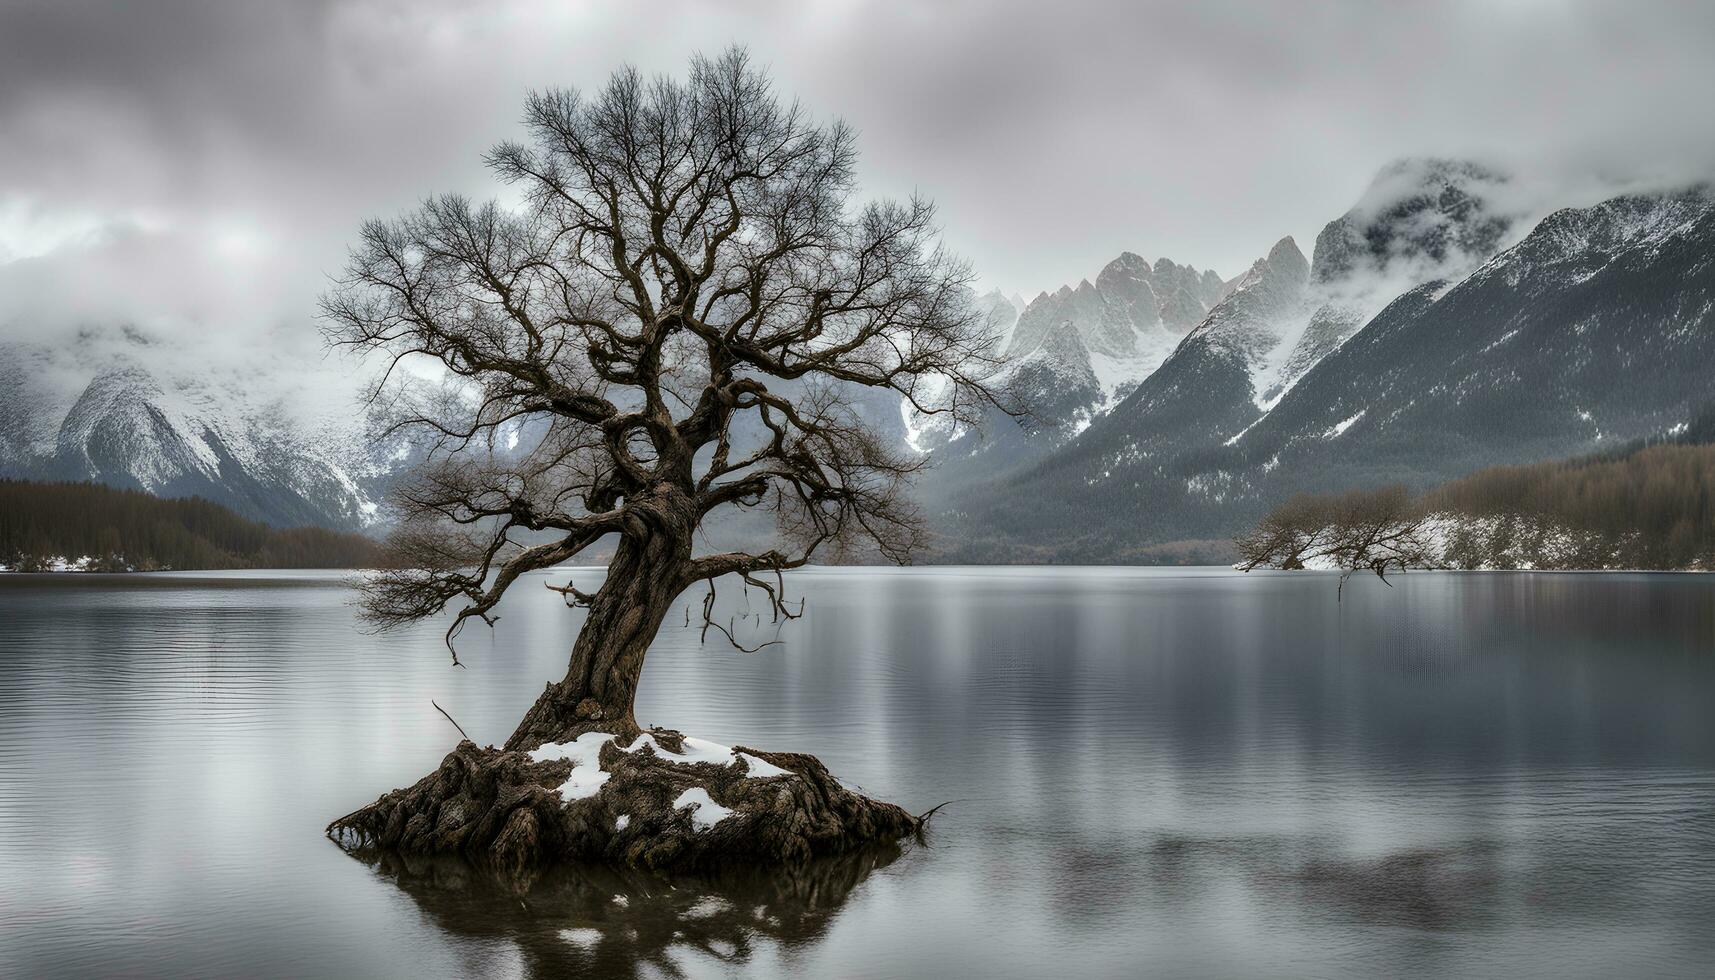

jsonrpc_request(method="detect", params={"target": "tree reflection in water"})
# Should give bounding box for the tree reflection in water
[354,842,906,978]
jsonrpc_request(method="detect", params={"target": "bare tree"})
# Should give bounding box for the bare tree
[324,49,1007,750]
[1234,492,1335,571]
[1321,485,1443,596]
[1235,485,1444,596]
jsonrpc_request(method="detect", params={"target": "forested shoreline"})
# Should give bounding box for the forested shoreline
[0,480,382,571]
[1235,433,1715,575]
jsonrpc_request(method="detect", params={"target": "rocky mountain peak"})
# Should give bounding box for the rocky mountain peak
[56,361,222,498]
[1008,249,1223,362]
[949,177,1715,563]
[1220,237,1308,300]
[1097,252,1152,284]
[1039,317,1094,366]
[1266,236,1309,279]
[972,288,1023,347]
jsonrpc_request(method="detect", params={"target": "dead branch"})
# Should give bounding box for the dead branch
[432,700,473,743]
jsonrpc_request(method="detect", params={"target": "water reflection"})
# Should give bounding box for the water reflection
[362,844,903,979]
[1146,833,1507,931]
[2,569,1713,978]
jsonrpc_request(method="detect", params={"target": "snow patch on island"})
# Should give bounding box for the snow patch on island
[622,733,795,778]
[736,752,793,778]
[527,731,796,805]
[528,732,618,801]
[673,787,735,831]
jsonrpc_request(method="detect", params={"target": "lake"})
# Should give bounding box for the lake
[2,567,1713,978]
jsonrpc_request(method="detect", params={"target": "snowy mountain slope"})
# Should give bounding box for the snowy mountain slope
[907,255,1229,494]
[1247,159,1518,408]
[971,288,1023,352]
[1220,187,1715,493]
[0,341,420,531]
[1003,252,1229,393]
[1021,159,1517,484]
[1006,320,1103,435]
[0,344,77,468]
[1065,235,1312,473]
[56,365,233,495]
[1029,159,1520,470]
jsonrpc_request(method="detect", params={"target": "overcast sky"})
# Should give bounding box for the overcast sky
[3,0,1715,363]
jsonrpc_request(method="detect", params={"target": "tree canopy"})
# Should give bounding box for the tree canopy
[323,48,1009,667]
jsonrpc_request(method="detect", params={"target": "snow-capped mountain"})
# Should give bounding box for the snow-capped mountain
[0,341,420,531]
[939,167,1715,561]
[1044,155,1519,484]
[1219,187,1715,494]
[975,288,1024,350]
[1063,235,1313,469]
[0,344,77,469]
[905,257,1230,494]
[1257,158,1517,407]
[1024,159,1526,479]
[1004,253,1230,392]
[12,160,1710,560]
[1006,320,1103,433]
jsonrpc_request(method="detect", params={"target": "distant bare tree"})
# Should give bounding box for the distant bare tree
[323,48,1007,749]
[1234,492,1335,571]
[1236,485,1443,596]
[1321,485,1442,595]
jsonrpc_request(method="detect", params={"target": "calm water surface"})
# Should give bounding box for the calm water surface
[1,567,1713,978]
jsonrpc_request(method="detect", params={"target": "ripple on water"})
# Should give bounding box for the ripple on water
[1,569,1714,978]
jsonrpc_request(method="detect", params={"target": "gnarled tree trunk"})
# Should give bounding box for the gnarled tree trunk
[506,488,696,750]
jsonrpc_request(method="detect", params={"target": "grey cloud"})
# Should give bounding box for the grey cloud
[2,0,1714,364]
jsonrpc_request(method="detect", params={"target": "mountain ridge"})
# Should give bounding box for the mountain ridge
[934,167,1715,561]
[5,161,1710,563]
[0,341,417,531]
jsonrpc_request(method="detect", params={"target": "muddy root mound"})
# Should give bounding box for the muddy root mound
[327,728,920,873]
